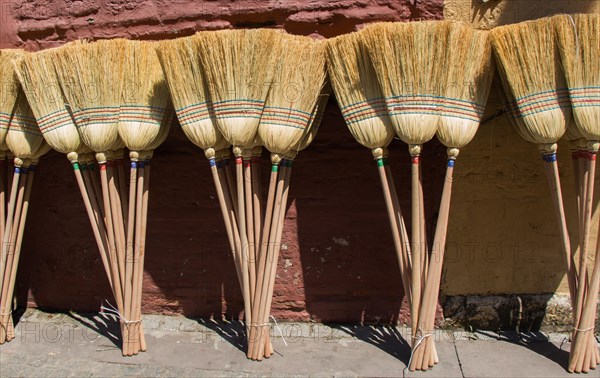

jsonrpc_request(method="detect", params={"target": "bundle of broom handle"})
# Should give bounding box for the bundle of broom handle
[410,156,455,371]
[568,145,600,373]
[68,153,150,356]
[0,159,35,344]
[540,147,599,373]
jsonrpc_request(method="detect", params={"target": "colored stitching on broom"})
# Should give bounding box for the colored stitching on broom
[80,163,88,171]
[138,161,145,169]
[236,157,243,165]
[271,164,278,172]
[448,159,455,168]
[340,97,386,111]
[244,160,251,168]
[376,158,384,167]
[100,164,106,171]
[72,162,80,170]
[176,103,214,125]
[412,156,420,164]
[38,110,74,133]
[131,161,138,169]
[387,96,485,113]
[543,153,557,163]
[515,88,570,102]
[209,158,217,168]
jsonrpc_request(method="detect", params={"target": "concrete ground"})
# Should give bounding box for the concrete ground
[0,309,595,377]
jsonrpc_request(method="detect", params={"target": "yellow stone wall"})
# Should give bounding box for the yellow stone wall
[442,0,599,296]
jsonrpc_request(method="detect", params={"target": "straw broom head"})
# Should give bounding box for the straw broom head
[294,81,331,154]
[196,29,282,151]
[0,49,24,151]
[6,87,49,159]
[13,45,88,158]
[491,18,572,147]
[147,106,174,151]
[155,36,226,159]
[437,24,494,154]
[327,32,393,156]
[119,40,170,156]
[361,21,452,154]
[554,14,600,142]
[258,34,327,158]
[54,39,125,157]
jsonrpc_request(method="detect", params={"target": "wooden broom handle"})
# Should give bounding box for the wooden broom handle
[138,160,152,353]
[542,152,578,303]
[376,157,412,309]
[0,164,25,339]
[243,155,256,311]
[98,162,125,316]
[412,157,456,371]
[0,159,5,261]
[252,161,286,360]
[72,163,112,289]
[410,150,422,345]
[252,155,263,261]
[572,148,598,372]
[569,215,600,373]
[123,160,138,356]
[225,159,238,216]
[233,152,252,341]
[210,158,242,288]
[4,164,36,340]
[249,163,279,360]
[1,165,26,300]
[217,160,243,289]
[107,163,127,297]
[0,164,22,302]
[258,160,293,359]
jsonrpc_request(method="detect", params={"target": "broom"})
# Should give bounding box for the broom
[156,36,245,296]
[362,21,451,362]
[0,50,23,314]
[54,39,128,353]
[250,33,327,361]
[326,31,413,325]
[0,88,50,343]
[410,24,494,371]
[197,29,282,350]
[118,39,171,356]
[491,17,582,372]
[12,45,117,315]
[555,13,600,372]
[12,46,114,288]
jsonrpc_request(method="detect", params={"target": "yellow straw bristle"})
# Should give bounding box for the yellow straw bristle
[155,36,226,156]
[326,32,393,151]
[258,34,327,156]
[6,88,48,159]
[491,18,572,145]
[437,24,494,150]
[13,46,88,155]
[54,39,126,155]
[555,14,600,141]
[196,29,282,150]
[118,40,171,153]
[0,49,24,151]
[361,21,452,149]
[295,82,331,153]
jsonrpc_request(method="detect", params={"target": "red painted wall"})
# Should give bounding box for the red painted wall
[2,0,444,324]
